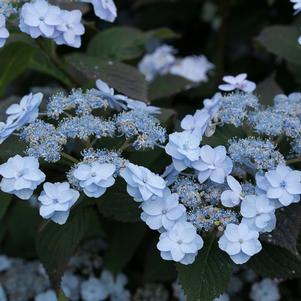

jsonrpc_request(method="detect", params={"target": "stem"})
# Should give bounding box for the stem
[61,152,79,164]
[119,141,131,152]
[286,156,301,165]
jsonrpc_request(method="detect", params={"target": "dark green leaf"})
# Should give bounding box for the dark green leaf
[177,237,232,301]
[0,193,12,220]
[36,208,101,289]
[248,242,301,279]
[0,136,26,161]
[66,54,148,101]
[97,179,141,222]
[103,222,146,274]
[255,26,301,66]
[0,42,34,95]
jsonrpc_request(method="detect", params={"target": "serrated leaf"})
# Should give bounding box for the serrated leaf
[148,74,193,100]
[177,237,232,301]
[255,26,301,66]
[262,204,301,254]
[103,222,146,274]
[0,42,34,95]
[247,242,301,279]
[97,179,141,222]
[66,54,148,101]
[36,208,101,289]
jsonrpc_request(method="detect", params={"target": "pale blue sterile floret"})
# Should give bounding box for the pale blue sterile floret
[35,290,57,301]
[0,155,45,200]
[157,221,204,265]
[255,164,301,207]
[0,0,17,17]
[61,271,81,301]
[54,9,85,48]
[115,109,166,150]
[221,175,243,208]
[120,163,166,202]
[72,162,116,198]
[161,163,180,186]
[250,279,280,301]
[99,270,131,301]
[240,194,276,233]
[218,73,256,93]
[84,0,117,23]
[38,182,80,225]
[165,131,201,171]
[218,92,259,127]
[214,293,230,301]
[0,13,8,47]
[188,205,238,232]
[123,98,161,115]
[80,277,108,301]
[192,145,233,184]
[291,0,301,13]
[228,138,285,171]
[141,188,186,231]
[218,223,262,264]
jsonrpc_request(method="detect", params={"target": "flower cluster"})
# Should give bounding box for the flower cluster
[0,0,117,48]
[138,44,214,83]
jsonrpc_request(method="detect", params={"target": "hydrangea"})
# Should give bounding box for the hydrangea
[218,73,256,93]
[291,0,301,14]
[35,290,57,301]
[38,182,80,225]
[138,45,176,81]
[0,13,8,47]
[120,163,166,202]
[0,285,6,301]
[141,189,186,231]
[0,121,19,144]
[72,162,115,198]
[169,55,214,82]
[256,164,301,207]
[80,277,108,301]
[100,270,130,301]
[61,272,81,301]
[88,0,117,22]
[250,279,280,301]
[221,176,243,208]
[0,155,45,200]
[192,145,233,184]
[240,195,276,233]
[165,131,201,171]
[123,98,161,115]
[157,221,204,264]
[54,10,85,48]
[213,293,230,301]
[203,92,221,119]
[218,223,262,264]
[0,256,11,272]
[19,0,62,38]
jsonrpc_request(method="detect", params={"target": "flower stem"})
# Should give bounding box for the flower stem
[61,152,79,164]
[286,156,301,165]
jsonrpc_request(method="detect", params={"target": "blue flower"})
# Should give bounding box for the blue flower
[218,73,256,93]
[0,14,9,47]
[0,155,45,200]
[165,131,201,171]
[192,145,233,184]
[73,162,116,198]
[80,277,108,301]
[88,0,117,23]
[120,163,166,202]
[38,182,80,225]
[221,176,243,208]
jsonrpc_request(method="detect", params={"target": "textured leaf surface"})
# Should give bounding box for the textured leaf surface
[177,237,232,301]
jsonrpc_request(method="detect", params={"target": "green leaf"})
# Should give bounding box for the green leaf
[97,179,141,222]
[0,42,34,95]
[36,208,101,289]
[66,54,148,101]
[103,222,146,274]
[57,290,68,301]
[247,242,301,279]
[255,26,301,66]
[0,135,26,161]
[0,193,12,220]
[177,237,232,301]
[148,74,193,100]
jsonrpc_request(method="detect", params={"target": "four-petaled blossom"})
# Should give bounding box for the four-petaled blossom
[240,195,276,233]
[169,55,214,83]
[221,176,243,207]
[218,73,256,93]
[19,0,62,38]
[291,0,301,14]
[124,98,161,115]
[6,92,43,126]
[250,279,280,301]
[80,277,108,301]
[38,182,80,225]
[120,163,166,202]
[0,155,45,200]
[218,223,262,264]
[54,10,85,48]
[192,145,233,184]
[157,221,204,265]
[141,189,186,231]
[256,164,301,207]
[0,14,9,48]
[89,0,117,23]
[165,131,201,171]
[73,162,115,198]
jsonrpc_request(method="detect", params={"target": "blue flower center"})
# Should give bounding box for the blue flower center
[280,181,286,188]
